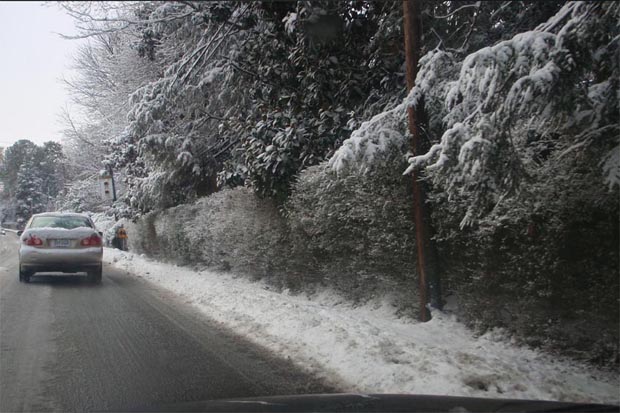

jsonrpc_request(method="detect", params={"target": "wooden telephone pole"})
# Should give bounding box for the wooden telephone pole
[403,0,442,322]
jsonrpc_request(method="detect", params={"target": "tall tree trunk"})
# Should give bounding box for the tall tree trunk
[403,0,443,321]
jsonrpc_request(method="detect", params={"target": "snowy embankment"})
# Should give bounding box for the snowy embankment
[104,248,619,404]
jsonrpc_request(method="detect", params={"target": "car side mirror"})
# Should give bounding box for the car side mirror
[16,230,23,236]
[98,231,103,236]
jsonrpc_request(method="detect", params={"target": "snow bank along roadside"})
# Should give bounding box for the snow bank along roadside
[104,248,619,404]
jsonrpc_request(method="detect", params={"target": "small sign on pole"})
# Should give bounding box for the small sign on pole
[99,170,114,201]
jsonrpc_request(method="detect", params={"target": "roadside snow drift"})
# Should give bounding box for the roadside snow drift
[104,249,619,404]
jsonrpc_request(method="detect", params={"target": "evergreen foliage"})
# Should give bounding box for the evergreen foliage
[0,140,67,224]
[56,1,618,364]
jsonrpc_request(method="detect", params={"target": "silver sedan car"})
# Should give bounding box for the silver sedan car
[18,212,103,283]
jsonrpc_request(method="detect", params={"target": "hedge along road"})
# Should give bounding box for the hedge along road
[0,232,334,412]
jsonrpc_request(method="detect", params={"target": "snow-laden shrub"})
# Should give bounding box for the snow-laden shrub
[126,210,160,255]
[127,146,421,309]
[287,144,418,308]
[431,146,619,364]
[409,2,620,363]
[185,188,288,276]
[322,2,619,363]
[128,187,289,280]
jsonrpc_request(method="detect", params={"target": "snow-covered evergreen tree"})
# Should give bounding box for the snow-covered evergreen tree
[408,1,619,225]
[327,1,619,360]
[14,160,46,223]
[330,1,618,226]
[0,140,68,221]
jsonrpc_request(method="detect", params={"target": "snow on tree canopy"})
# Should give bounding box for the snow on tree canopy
[328,103,407,174]
[329,1,618,223]
[407,2,619,185]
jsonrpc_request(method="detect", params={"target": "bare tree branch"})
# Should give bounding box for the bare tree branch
[459,3,481,52]
[59,108,97,148]
[431,3,480,20]
[174,4,249,87]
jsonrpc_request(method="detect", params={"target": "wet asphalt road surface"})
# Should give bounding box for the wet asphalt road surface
[0,233,334,412]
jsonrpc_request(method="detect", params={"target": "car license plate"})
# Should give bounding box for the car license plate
[51,239,70,248]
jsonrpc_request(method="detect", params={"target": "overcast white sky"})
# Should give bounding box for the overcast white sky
[0,1,81,149]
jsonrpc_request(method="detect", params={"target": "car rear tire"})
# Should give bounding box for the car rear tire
[19,266,31,283]
[88,265,102,284]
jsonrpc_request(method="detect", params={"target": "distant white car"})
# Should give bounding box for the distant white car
[0,229,5,235]
[18,212,103,283]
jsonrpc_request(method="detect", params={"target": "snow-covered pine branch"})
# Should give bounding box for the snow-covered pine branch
[329,1,617,225]
[328,103,408,175]
[408,1,619,220]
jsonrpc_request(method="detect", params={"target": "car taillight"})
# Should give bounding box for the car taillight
[24,235,43,246]
[81,234,102,247]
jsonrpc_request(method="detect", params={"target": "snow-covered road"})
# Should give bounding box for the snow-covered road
[105,248,619,405]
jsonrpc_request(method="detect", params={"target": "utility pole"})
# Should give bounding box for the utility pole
[107,164,117,202]
[403,0,442,321]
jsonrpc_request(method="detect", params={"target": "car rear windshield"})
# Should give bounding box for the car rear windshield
[29,216,92,230]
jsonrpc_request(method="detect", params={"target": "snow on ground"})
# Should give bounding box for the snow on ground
[104,248,620,405]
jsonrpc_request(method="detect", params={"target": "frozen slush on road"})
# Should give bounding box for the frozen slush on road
[106,248,619,406]
[18,212,103,283]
